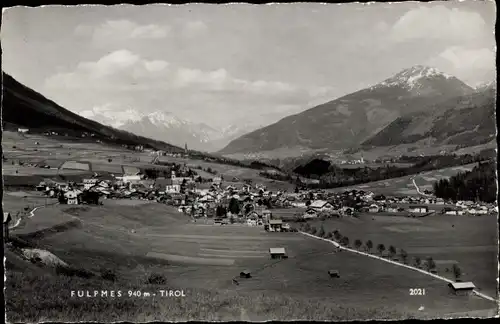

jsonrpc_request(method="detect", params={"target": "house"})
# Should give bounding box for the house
[64,190,81,205]
[309,200,334,211]
[368,203,381,213]
[4,212,12,242]
[246,211,259,220]
[212,176,222,185]
[246,219,257,226]
[386,205,399,213]
[328,270,340,278]
[448,282,476,296]
[83,178,99,190]
[408,205,428,214]
[269,247,287,259]
[442,207,464,216]
[303,208,319,219]
[341,206,354,216]
[18,128,29,133]
[262,209,272,221]
[268,219,283,232]
[240,270,252,278]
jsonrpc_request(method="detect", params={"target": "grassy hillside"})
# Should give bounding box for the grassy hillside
[362,88,496,147]
[1,73,183,153]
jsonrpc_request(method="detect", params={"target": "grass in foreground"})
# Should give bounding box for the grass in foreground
[6,266,413,322]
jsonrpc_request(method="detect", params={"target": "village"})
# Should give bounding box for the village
[21,159,497,235]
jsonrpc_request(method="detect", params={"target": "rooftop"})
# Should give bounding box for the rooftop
[448,282,476,290]
[269,247,286,254]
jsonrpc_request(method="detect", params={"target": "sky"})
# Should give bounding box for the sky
[1,1,496,129]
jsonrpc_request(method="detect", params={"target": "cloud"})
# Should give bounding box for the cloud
[182,21,208,37]
[390,5,487,42]
[46,49,334,95]
[427,46,496,86]
[43,50,338,126]
[76,20,170,43]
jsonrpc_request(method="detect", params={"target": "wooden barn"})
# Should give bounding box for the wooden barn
[269,247,287,259]
[240,270,252,278]
[448,282,475,296]
[328,270,340,278]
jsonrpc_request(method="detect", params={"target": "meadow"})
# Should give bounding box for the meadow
[5,200,497,321]
[306,213,498,298]
[2,131,293,191]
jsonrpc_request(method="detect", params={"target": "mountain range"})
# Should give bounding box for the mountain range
[79,106,258,152]
[1,73,183,153]
[219,65,495,157]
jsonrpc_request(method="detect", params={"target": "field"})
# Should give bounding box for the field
[326,163,478,196]
[338,162,414,169]
[5,197,498,321]
[2,131,293,192]
[306,213,498,298]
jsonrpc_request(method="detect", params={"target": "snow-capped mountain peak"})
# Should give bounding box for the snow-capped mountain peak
[379,65,453,89]
[146,111,187,127]
[79,104,142,128]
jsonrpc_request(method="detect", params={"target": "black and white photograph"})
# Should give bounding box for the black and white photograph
[1,1,498,321]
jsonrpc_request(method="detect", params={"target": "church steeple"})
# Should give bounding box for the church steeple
[184,143,188,153]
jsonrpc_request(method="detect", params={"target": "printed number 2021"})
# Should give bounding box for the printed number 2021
[409,288,426,296]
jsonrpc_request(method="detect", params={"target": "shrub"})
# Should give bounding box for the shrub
[55,265,94,279]
[100,268,117,282]
[146,273,167,285]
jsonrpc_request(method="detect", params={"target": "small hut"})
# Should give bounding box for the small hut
[448,282,475,296]
[328,270,340,278]
[240,270,252,278]
[269,247,287,259]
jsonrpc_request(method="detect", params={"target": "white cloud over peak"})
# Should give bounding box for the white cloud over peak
[391,5,487,42]
[427,46,496,86]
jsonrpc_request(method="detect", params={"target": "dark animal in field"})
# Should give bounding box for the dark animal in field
[232,279,239,285]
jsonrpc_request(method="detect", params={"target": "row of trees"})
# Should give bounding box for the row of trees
[298,223,463,280]
[433,161,497,203]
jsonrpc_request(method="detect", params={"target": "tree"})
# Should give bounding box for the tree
[294,186,299,193]
[365,240,373,253]
[354,239,363,250]
[310,227,317,235]
[306,200,311,207]
[228,198,241,215]
[452,264,462,281]
[341,236,349,247]
[414,256,422,268]
[333,230,342,241]
[304,223,311,232]
[425,257,436,271]
[377,243,386,255]
[388,245,397,258]
[326,231,333,239]
[318,225,325,237]
[400,249,408,264]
